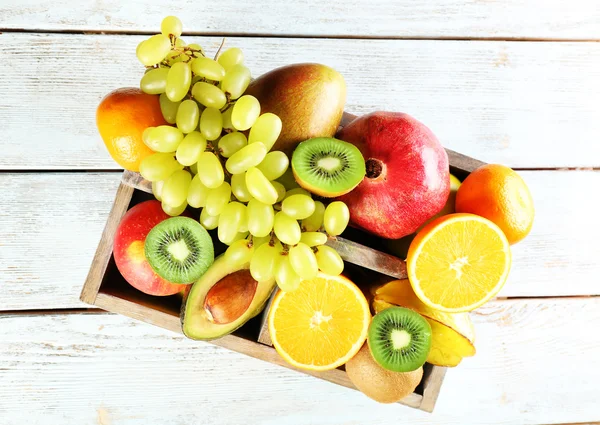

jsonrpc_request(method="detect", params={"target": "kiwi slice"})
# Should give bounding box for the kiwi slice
[291,137,365,198]
[368,307,432,372]
[145,217,214,284]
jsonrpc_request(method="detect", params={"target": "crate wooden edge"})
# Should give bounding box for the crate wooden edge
[79,172,437,411]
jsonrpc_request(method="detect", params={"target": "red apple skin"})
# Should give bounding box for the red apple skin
[336,112,450,239]
[113,200,187,296]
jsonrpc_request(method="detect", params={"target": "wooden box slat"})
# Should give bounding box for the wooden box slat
[81,113,485,412]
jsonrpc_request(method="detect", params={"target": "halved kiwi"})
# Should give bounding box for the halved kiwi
[291,137,365,198]
[367,306,432,372]
[145,217,214,284]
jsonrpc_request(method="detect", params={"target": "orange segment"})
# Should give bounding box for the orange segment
[407,213,511,313]
[268,273,370,371]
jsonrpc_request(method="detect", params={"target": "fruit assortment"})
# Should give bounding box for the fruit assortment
[99,15,535,405]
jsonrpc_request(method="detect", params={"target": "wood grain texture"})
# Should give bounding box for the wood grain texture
[1,170,598,311]
[0,297,598,425]
[93,293,427,409]
[1,0,600,40]
[80,182,133,304]
[1,33,600,169]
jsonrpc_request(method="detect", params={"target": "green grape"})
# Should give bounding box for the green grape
[238,208,249,232]
[187,43,204,55]
[140,153,183,182]
[166,62,192,102]
[200,207,219,230]
[248,113,282,151]
[192,82,227,109]
[289,243,318,280]
[231,172,253,202]
[187,174,210,208]
[272,181,286,202]
[199,107,223,141]
[281,194,315,220]
[140,67,169,94]
[245,167,278,205]
[315,245,344,276]
[176,131,207,166]
[226,231,249,246]
[143,125,184,152]
[162,169,192,208]
[175,38,186,47]
[250,242,279,282]
[284,188,311,199]
[274,254,302,292]
[189,162,198,175]
[205,182,231,216]
[191,57,226,81]
[162,199,187,217]
[218,132,247,158]
[218,202,246,244]
[221,107,235,130]
[165,49,185,66]
[176,99,200,134]
[152,180,165,201]
[225,239,255,267]
[251,236,273,249]
[300,232,327,247]
[247,199,275,237]
[221,65,251,100]
[161,16,183,37]
[302,201,325,232]
[323,201,350,236]
[159,93,180,124]
[136,34,171,66]
[277,168,300,190]
[225,142,267,175]
[197,152,224,188]
[217,47,244,71]
[256,151,288,181]
[231,95,260,131]
[273,211,301,246]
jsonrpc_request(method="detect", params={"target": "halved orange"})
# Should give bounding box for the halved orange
[407,213,511,313]
[268,273,371,371]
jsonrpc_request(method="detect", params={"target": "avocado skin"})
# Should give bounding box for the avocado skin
[181,255,276,341]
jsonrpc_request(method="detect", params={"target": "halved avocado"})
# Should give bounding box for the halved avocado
[181,255,276,340]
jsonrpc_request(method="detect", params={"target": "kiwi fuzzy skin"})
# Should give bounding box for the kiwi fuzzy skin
[346,343,423,404]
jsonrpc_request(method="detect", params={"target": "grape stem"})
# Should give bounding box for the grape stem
[214,38,227,61]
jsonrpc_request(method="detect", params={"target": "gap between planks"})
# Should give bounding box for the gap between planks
[1,28,600,43]
[1,295,598,317]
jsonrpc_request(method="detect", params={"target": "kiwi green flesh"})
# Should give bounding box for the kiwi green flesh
[368,307,432,373]
[145,217,214,284]
[292,137,365,196]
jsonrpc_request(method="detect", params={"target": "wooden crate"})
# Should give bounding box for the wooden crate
[80,115,485,412]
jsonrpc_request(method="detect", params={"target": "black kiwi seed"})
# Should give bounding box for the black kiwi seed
[367,307,432,373]
[145,217,214,284]
[291,137,366,198]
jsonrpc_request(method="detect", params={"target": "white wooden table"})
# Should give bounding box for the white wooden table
[1,2,599,424]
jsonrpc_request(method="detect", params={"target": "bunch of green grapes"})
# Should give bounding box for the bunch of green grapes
[135,16,349,291]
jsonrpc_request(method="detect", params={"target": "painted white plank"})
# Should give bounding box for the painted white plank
[1,33,600,169]
[0,297,598,424]
[1,0,600,40]
[0,170,598,311]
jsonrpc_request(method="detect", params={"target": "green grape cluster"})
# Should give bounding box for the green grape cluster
[136,16,350,292]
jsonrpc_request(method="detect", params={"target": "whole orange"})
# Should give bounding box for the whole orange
[455,164,534,244]
[96,87,167,171]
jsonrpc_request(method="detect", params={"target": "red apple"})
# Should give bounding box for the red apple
[337,112,450,239]
[113,200,186,296]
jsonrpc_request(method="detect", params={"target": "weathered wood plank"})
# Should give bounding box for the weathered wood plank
[0,297,598,424]
[1,0,599,40]
[1,33,600,169]
[0,170,597,311]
